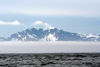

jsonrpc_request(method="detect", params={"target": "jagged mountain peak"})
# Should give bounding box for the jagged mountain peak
[0,27,100,41]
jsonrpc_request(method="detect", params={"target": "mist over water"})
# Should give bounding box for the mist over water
[0,41,100,53]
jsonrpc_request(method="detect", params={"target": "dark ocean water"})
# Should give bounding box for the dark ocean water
[0,53,100,67]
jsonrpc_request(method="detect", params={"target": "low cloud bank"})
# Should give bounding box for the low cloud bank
[0,41,100,53]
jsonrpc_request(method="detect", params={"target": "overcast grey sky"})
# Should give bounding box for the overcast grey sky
[0,0,100,17]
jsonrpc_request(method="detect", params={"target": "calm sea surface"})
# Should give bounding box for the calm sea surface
[0,53,100,67]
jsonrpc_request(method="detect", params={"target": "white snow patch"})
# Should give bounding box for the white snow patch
[77,33,85,38]
[27,34,33,38]
[22,37,26,41]
[27,34,37,39]
[86,34,99,38]
[86,34,100,41]
[18,35,21,37]
[32,34,37,37]
[40,34,58,41]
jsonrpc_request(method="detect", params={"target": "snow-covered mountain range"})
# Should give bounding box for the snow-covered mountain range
[0,28,100,41]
